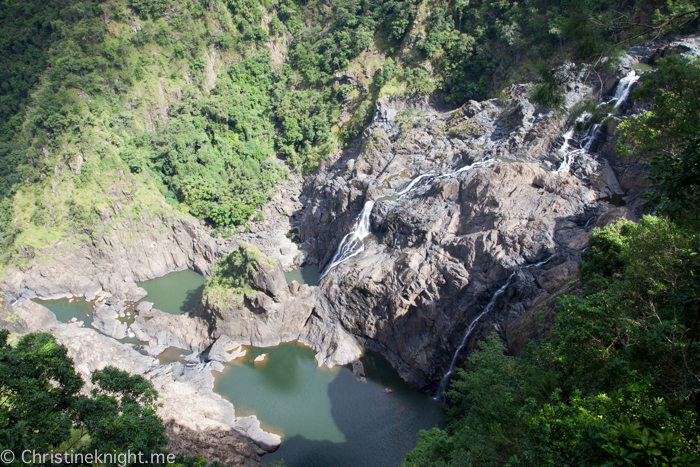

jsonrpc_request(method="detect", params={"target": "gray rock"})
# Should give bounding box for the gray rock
[0,293,28,334]
[208,335,246,362]
[234,416,282,454]
[13,299,275,465]
[136,301,154,313]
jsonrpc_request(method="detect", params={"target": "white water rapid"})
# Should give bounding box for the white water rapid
[612,70,639,109]
[555,128,576,173]
[557,70,639,171]
[434,255,555,400]
[320,200,376,279]
[396,174,434,198]
[441,159,497,178]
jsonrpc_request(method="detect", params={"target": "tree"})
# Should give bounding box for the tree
[0,331,167,464]
[618,56,700,159]
[617,57,700,225]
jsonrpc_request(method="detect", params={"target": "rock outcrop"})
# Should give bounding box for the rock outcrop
[192,69,646,390]
[261,80,614,390]
[197,248,362,367]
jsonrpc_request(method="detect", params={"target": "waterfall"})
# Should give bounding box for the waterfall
[320,200,376,278]
[555,129,576,173]
[321,159,496,278]
[434,255,555,401]
[441,159,496,178]
[612,70,639,109]
[581,70,640,153]
[582,122,601,153]
[555,70,639,170]
[398,159,495,200]
[397,174,434,199]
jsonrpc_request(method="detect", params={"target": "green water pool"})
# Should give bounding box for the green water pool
[284,264,321,286]
[214,342,444,467]
[37,297,93,324]
[137,269,206,314]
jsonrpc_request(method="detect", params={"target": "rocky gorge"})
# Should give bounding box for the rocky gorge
[2,33,699,464]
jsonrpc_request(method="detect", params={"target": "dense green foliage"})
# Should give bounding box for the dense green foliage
[405,216,700,467]
[414,0,699,105]
[0,330,167,462]
[0,0,433,260]
[202,242,266,310]
[127,53,287,225]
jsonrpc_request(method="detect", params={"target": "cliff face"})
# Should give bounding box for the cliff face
[287,82,611,390]
[199,75,628,390]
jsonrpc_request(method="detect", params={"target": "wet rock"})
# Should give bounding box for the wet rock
[352,359,367,383]
[233,416,281,454]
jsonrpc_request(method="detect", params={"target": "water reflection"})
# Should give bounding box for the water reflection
[214,343,444,467]
[137,269,205,314]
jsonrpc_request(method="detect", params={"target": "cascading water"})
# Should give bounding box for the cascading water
[441,159,496,178]
[582,122,601,152]
[322,159,497,278]
[555,129,576,173]
[398,159,496,200]
[320,200,376,279]
[396,174,434,199]
[611,70,639,109]
[434,255,555,401]
[557,69,640,169]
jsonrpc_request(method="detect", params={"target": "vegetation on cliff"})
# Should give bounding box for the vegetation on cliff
[202,242,265,309]
[1,0,698,264]
[403,56,700,467]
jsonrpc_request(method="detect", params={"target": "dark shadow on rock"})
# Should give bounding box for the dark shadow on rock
[165,421,260,467]
[299,264,321,287]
